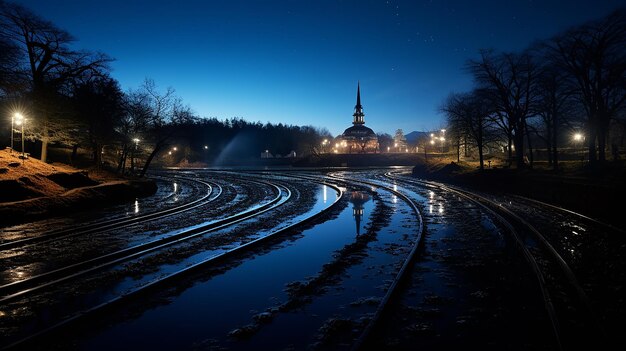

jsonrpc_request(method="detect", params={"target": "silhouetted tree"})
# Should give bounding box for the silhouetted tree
[442,90,493,170]
[0,1,111,162]
[546,9,626,166]
[137,79,181,177]
[467,50,539,169]
[393,129,407,151]
[376,133,393,152]
[72,76,124,166]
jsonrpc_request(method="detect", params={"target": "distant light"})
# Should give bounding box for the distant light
[168,151,172,155]
[133,138,140,143]
[15,113,24,126]
[387,146,390,151]
[441,129,446,133]
[172,147,177,151]
[204,145,209,149]
[573,133,583,141]
[430,140,435,144]
[394,143,398,147]
[430,133,434,137]
[440,137,445,141]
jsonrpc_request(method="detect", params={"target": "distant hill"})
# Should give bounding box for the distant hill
[405,131,430,144]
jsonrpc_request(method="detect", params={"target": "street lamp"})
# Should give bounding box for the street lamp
[14,114,25,160]
[573,133,584,164]
[11,112,23,153]
[321,139,328,153]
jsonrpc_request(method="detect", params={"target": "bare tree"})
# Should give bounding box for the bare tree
[73,76,124,166]
[546,9,626,166]
[467,50,539,169]
[137,79,178,177]
[441,91,493,170]
[0,1,111,161]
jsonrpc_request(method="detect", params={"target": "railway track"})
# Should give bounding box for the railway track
[274,171,426,350]
[2,178,343,350]
[0,175,219,251]
[0,179,285,302]
[383,172,604,350]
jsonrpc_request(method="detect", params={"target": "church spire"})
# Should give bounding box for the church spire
[353,82,365,125]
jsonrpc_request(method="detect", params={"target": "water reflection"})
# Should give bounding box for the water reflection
[323,185,327,203]
[134,200,140,214]
[349,191,371,236]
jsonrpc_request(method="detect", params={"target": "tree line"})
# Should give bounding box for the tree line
[0,1,329,175]
[441,9,626,170]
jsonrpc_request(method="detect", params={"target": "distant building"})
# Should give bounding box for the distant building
[340,83,379,153]
[260,150,273,158]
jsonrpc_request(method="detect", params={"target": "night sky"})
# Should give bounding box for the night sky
[18,0,624,136]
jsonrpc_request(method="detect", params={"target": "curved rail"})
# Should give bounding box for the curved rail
[3,180,344,350]
[385,172,604,350]
[0,176,220,251]
[508,194,625,234]
[0,180,286,302]
[279,172,425,351]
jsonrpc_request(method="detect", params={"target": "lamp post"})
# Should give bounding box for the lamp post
[11,112,24,154]
[321,139,328,153]
[573,133,584,165]
[15,114,25,161]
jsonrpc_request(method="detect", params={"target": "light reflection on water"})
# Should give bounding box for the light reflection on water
[323,185,327,203]
[349,191,372,236]
[75,186,375,351]
[134,200,140,214]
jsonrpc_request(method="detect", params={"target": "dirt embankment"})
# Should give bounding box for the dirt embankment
[0,149,156,225]
[412,161,626,227]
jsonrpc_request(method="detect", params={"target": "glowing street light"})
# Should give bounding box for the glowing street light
[11,112,24,153]
[573,132,584,164]
[321,139,329,153]
[14,114,26,160]
[204,145,209,150]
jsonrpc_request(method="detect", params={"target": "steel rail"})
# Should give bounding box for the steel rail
[385,172,604,350]
[0,176,219,251]
[276,172,425,351]
[508,194,625,234]
[0,180,285,302]
[2,180,343,351]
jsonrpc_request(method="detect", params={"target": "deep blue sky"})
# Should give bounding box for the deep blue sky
[18,0,625,136]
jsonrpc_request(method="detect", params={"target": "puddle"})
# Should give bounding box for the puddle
[59,187,364,350]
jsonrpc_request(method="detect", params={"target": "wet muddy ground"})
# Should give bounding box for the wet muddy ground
[0,168,622,350]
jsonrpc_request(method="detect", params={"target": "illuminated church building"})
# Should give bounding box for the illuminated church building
[340,83,379,153]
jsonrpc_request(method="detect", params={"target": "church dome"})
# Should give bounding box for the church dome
[342,125,377,139]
